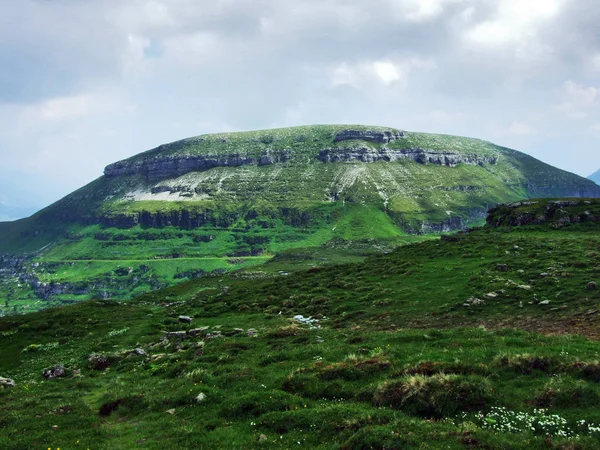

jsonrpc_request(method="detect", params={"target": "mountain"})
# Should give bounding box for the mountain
[589,169,600,185]
[1,199,599,449]
[1,125,599,310]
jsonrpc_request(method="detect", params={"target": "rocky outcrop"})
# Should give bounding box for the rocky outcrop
[318,146,499,167]
[487,200,600,228]
[333,128,405,143]
[104,150,291,181]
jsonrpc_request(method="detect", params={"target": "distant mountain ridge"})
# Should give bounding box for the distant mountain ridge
[589,169,600,185]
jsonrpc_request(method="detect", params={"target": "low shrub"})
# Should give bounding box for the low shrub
[374,374,493,418]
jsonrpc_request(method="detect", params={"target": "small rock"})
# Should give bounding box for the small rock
[150,354,166,362]
[0,377,15,388]
[540,273,551,277]
[517,270,525,274]
[484,292,498,299]
[518,285,532,290]
[178,316,193,324]
[196,392,206,403]
[188,327,209,336]
[164,331,187,340]
[51,425,59,430]
[166,409,176,415]
[88,354,110,371]
[246,328,258,337]
[259,434,268,443]
[129,348,146,356]
[586,281,597,291]
[496,264,509,272]
[205,331,223,340]
[226,328,244,336]
[539,300,551,305]
[513,245,521,251]
[43,365,65,379]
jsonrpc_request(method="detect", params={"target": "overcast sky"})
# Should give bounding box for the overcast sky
[1,0,599,221]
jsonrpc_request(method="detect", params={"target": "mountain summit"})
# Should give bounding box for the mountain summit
[1,125,599,307]
[589,169,600,185]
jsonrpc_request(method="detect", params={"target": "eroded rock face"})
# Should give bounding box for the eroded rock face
[333,128,405,143]
[104,150,291,181]
[318,147,499,167]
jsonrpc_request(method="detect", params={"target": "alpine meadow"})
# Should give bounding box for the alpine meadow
[1,124,600,449]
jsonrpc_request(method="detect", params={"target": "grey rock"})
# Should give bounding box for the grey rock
[163,331,188,340]
[205,331,223,340]
[496,264,509,272]
[246,328,258,337]
[318,146,498,167]
[333,128,406,144]
[88,354,110,371]
[0,377,15,388]
[586,281,597,290]
[178,315,193,324]
[187,327,210,336]
[43,365,66,379]
[539,300,551,305]
[129,348,146,356]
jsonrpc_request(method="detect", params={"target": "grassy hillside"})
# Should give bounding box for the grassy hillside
[1,125,598,311]
[0,200,599,449]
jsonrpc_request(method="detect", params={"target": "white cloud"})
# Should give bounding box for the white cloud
[556,80,599,119]
[331,57,436,89]
[508,122,538,135]
[465,0,567,47]
[388,0,465,23]
[19,91,135,125]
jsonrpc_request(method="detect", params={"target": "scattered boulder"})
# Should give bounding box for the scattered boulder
[540,273,551,278]
[0,377,15,388]
[484,292,498,299]
[178,315,193,324]
[188,327,209,336]
[205,331,223,340]
[43,365,65,379]
[539,300,551,305]
[166,409,176,415]
[128,348,146,357]
[496,264,509,272]
[88,354,110,371]
[246,328,258,337]
[586,281,597,291]
[463,298,485,307]
[196,392,206,403]
[163,331,187,340]
[225,328,244,336]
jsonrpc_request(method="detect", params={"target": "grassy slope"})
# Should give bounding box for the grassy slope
[0,202,599,449]
[1,126,598,312]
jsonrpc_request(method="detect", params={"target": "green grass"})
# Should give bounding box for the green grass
[0,204,599,448]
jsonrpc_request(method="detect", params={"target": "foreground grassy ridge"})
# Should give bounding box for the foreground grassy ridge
[1,215,599,449]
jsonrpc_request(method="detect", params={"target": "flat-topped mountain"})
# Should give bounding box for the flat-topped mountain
[1,125,599,310]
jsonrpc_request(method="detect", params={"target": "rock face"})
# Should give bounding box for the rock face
[487,199,600,228]
[333,128,405,143]
[104,150,291,181]
[318,146,498,167]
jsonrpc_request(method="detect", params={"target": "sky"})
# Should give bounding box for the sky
[1,0,599,221]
